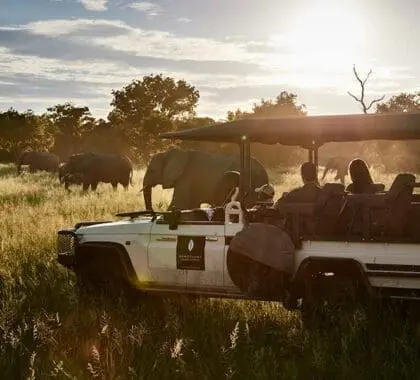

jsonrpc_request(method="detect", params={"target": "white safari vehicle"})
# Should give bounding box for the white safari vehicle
[57,112,420,320]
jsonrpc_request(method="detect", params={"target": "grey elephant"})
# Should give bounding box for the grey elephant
[58,162,82,189]
[142,148,269,210]
[62,152,133,191]
[321,156,351,184]
[17,151,60,175]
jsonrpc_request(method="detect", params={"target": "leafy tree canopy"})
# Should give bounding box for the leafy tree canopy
[227,91,306,121]
[0,108,54,158]
[46,102,95,159]
[376,92,420,113]
[108,74,200,162]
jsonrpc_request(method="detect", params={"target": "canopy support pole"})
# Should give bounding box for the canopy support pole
[239,137,250,218]
[314,146,319,182]
[308,148,313,163]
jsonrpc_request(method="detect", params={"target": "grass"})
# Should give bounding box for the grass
[0,163,419,379]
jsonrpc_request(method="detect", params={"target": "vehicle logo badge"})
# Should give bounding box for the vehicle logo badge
[188,239,194,251]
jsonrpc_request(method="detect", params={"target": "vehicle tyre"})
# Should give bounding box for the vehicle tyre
[227,249,288,301]
[75,268,143,309]
[301,275,366,330]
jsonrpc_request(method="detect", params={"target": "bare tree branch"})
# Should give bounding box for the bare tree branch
[366,95,385,112]
[347,91,361,103]
[348,64,385,114]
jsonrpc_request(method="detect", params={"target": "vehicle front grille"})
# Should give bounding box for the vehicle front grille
[57,230,77,255]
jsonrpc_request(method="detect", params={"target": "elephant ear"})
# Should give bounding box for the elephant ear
[162,149,189,189]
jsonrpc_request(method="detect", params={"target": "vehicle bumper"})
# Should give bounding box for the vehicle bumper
[58,252,75,269]
[57,229,78,270]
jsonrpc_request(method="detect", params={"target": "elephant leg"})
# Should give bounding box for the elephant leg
[170,179,194,210]
[91,182,99,191]
[111,182,118,191]
[120,177,130,190]
[82,182,90,192]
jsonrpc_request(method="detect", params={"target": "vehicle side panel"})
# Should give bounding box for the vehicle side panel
[295,241,420,290]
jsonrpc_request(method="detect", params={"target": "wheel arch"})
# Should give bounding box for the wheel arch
[74,241,138,285]
[290,257,371,297]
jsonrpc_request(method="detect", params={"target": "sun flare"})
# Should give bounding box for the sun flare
[287,1,366,68]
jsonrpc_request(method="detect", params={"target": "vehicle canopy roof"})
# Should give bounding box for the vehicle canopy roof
[161,112,420,148]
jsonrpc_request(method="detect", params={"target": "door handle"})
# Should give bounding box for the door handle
[155,236,177,242]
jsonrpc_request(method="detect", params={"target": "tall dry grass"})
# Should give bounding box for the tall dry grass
[0,163,419,379]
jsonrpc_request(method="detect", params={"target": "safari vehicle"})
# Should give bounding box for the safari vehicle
[57,112,420,321]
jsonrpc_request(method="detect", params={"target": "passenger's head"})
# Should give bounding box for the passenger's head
[255,183,275,202]
[300,162,318,184]
[348,158,373,186]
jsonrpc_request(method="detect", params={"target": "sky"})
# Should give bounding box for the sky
[0,0,418,120]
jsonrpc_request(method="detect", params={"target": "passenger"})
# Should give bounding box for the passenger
[254,183,275,207]
[274,162,321,209]
[346,158,375,194]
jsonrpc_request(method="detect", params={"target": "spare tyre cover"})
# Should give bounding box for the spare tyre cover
[228,222,295,274]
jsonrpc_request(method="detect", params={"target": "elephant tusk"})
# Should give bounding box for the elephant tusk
[139,187,144,193]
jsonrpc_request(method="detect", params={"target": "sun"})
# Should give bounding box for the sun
[287,1,366,69]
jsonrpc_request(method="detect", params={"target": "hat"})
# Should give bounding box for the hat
[255,184,275,198]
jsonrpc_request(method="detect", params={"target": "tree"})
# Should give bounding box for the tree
[348,64,385,114]
[0,108,54,159]
[227,91,306,120]
[108,74,200,162]
[46,102,95,160]
[225,91,307,166]
[81,118,126,155]
[376,92,420,113]
[374,92,420,171]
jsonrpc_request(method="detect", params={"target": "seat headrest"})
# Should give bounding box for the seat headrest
[389,173,416,194]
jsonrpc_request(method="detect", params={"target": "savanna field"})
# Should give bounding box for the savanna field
[2,164,420,379]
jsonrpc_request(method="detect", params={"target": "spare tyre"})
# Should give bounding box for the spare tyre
[226,223,295,300]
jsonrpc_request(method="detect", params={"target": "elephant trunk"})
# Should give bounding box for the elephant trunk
[143,185,153,210]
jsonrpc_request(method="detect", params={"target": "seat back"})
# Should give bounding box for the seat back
[386,173,416,236]
[314,183,346,236]
[367,183,385,193]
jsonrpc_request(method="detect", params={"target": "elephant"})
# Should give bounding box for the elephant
[17,151,60,175]
[321,156,351,184]
[58,162,83,189]
[62,152,133,191]
[142,148,269,211]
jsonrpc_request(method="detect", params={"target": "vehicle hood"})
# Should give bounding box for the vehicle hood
[76,218,153,235]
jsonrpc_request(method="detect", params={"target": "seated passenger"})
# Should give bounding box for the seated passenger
[346,158,377,194]
[254,183,275,207]
[274,162,321,209]
[212,170,241,206]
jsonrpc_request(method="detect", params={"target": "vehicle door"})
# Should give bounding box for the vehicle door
[147,216,186,289]
[184,221,225,294]
[148,216,225,292]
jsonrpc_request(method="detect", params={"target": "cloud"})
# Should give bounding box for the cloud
[126,2,162,16]
[79,0,108,11]
[0,18,416,119]
[176,17,192,23]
